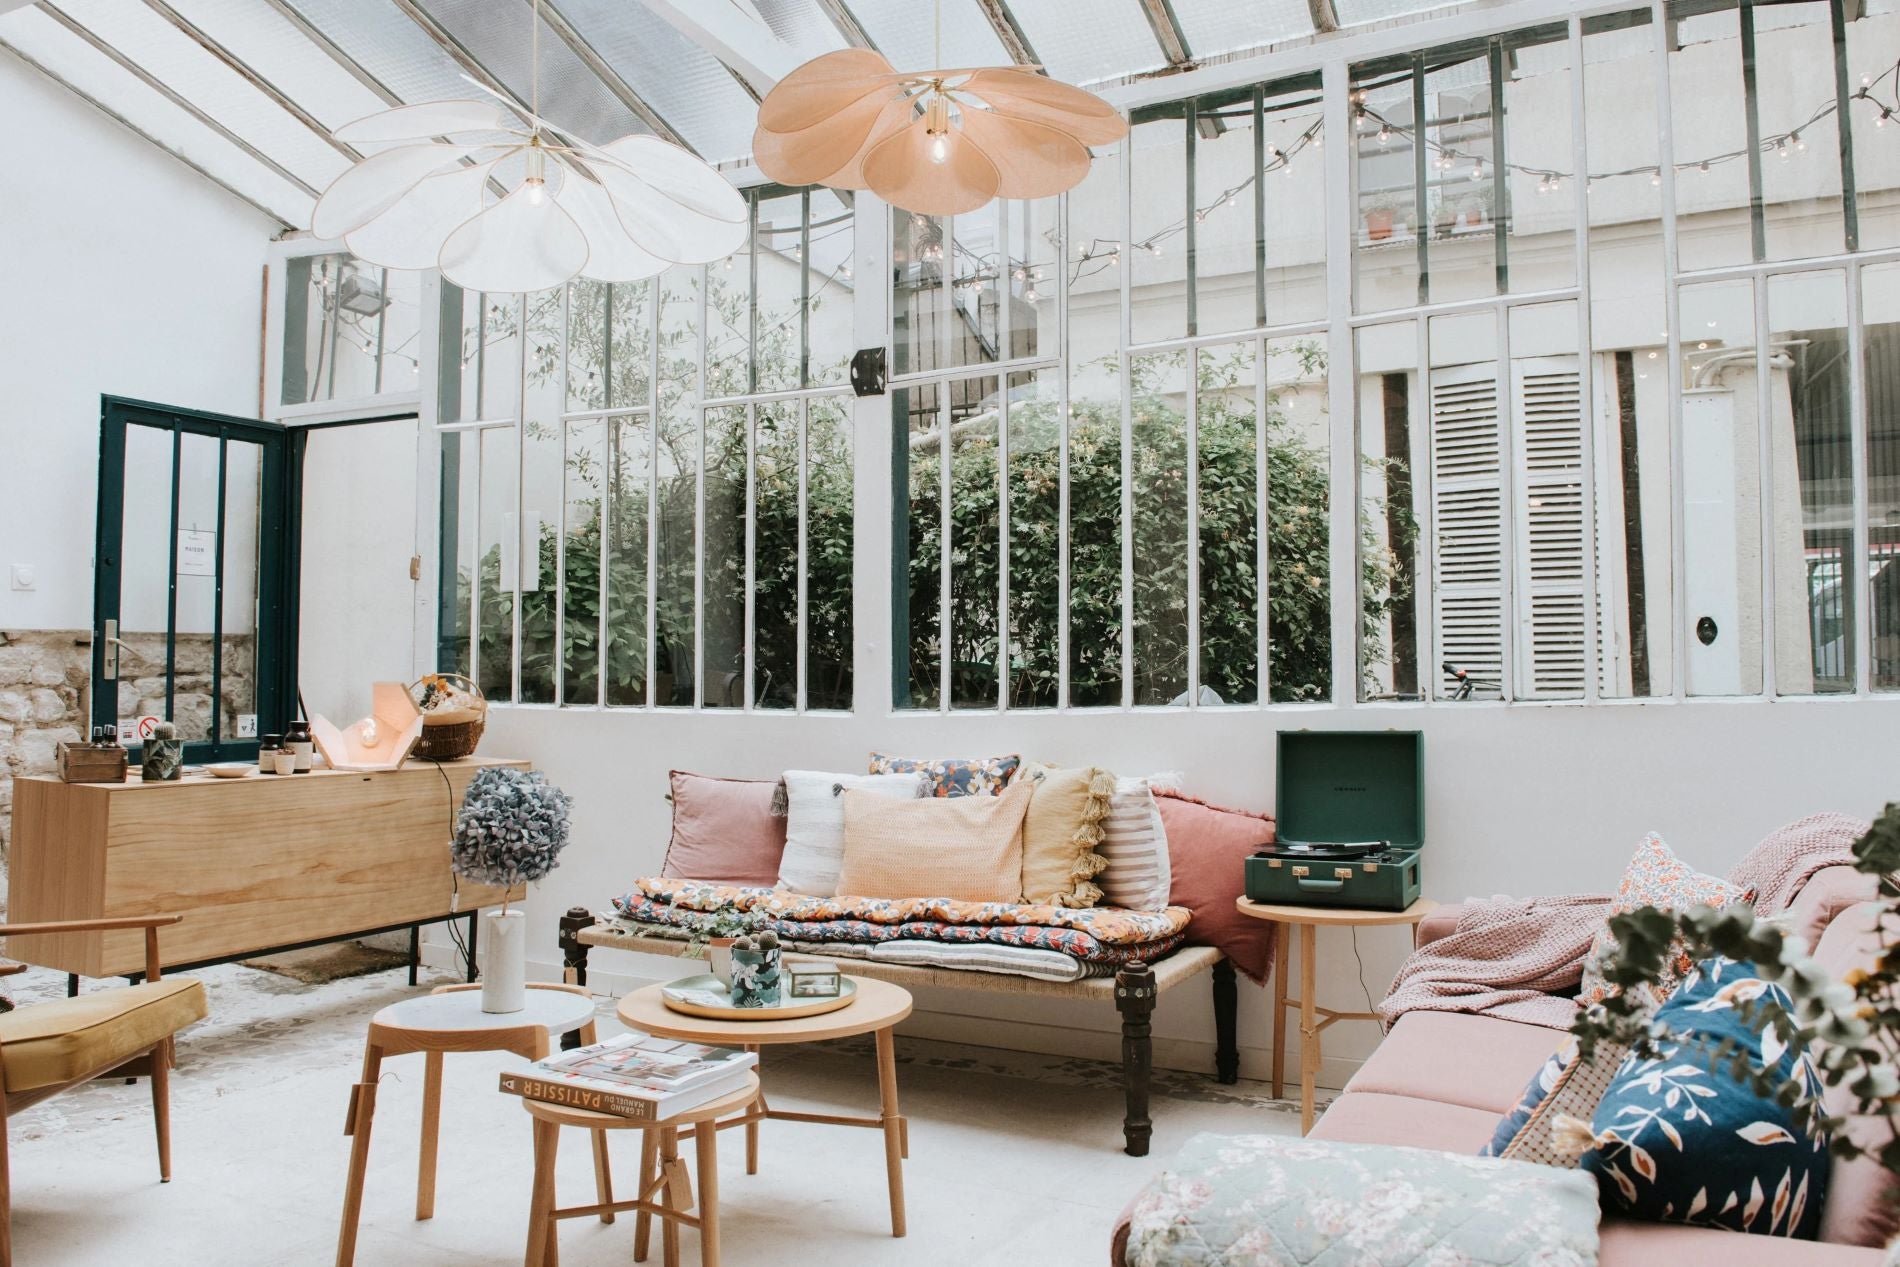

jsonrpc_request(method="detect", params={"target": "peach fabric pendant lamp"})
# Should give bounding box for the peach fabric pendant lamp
[752,0,1128,216]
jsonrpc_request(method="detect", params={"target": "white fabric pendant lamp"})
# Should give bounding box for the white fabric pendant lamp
[752,1,1127,216]
[310,1,744,293]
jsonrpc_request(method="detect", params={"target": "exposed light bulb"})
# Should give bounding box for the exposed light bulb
[928,133,950,164]
[1650,170,1663,187]
[1880,107,1893,128]
[1776,138,1790,159]
[924,93,953,165]
[1312,130,1324,148]
[1470,160,1486,182]
[1794,132,1808,154]
[359,717,381,749]
[1023,285,1039,302]
[1698,160,1711,173]
[524,177,546,205]
[1376,125,1391,146]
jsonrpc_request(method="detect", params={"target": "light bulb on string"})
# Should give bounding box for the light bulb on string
[1698,160,1711,174]
[1794,131,1807,154]
[1377,124,1392,146]
[1470,158,1486,182]
[1776,137,1790,159]
[1651,169,1663,187]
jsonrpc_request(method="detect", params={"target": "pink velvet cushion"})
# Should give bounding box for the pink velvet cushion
[1153,789,1277,984]
[1345,1011,1568,1116]
[660,771,787,886]
[1811,898,1900,1249]
[1308,1091,1504,1153]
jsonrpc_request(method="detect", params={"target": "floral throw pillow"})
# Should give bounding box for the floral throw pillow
[1577,957,1830,1239]
[867,751,1020,798]
[1577,833,1754,1009]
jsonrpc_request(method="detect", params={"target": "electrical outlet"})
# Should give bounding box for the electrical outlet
[9,565,35,591]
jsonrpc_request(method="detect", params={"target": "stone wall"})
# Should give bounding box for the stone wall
[0,629,256,860]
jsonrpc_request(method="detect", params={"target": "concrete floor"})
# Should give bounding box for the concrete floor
[6,962,1309,1266]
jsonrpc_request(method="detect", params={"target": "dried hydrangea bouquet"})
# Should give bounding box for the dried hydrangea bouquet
[451,766,573,1013]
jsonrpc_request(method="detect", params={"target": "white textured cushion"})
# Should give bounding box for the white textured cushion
[1096,776,1172,911]
[777,771,926,895]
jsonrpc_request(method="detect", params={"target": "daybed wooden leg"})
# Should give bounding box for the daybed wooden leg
[558,907,593,1052]
[1211,959,1240,1085]
[1115,961,1156,1158]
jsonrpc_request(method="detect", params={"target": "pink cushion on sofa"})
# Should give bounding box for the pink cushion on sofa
[660,771,787,886]
[1154,789,1277,983]
[1598,1220,1885,1266]
[1811,898,1900,1249]
[1346,1011,1567,1116]
[1308,1091,1502,1152]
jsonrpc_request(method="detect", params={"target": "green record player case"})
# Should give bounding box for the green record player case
[1246,730,1424,911]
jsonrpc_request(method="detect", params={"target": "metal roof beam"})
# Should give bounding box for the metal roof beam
[1136,0,1195,68]
[813,0,878,50]
[386,0,584,149]
[975,0,1040,66]
[0,37,292,227]
[537,0,698,152]
[1307,0,1341,35]
[257,0,401,107]
[636,0,800,96]
[141,0,360,160]
[37,2,320,198]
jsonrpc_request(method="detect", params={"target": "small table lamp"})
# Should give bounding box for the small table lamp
[311,682,425,772]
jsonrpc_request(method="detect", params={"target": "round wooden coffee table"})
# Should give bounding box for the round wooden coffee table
[1235,898,1440,1135]
[617,976,914,1237]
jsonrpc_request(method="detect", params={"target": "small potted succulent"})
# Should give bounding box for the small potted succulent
[682,901,764,987]
[728,931,783,1008]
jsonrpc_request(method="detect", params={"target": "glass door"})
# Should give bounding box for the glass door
[92,396,293,762]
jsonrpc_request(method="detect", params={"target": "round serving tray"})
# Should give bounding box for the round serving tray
[659,973,857,1022]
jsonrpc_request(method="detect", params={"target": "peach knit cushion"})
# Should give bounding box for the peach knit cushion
[1576,833,1755,1009]
[837,780,1033,903]
[1017,763,1114,907]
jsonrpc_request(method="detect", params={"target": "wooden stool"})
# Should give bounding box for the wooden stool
[521,1074,761,1267]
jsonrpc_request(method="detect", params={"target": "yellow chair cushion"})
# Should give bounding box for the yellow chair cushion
[0,978,206,1093]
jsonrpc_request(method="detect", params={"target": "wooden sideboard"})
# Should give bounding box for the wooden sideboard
[8,757,526,978]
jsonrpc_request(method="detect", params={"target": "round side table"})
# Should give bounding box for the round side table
[1234,898,1439,1135]
[617,976,914,1238]
[521,1073,760,1267]
[335,982,600,1267]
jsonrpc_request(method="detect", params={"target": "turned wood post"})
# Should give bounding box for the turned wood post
[1211,957,1240,1084]
[558,906,594,1052]
[1115,960,1157,1157]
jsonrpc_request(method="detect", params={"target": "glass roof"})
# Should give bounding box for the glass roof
[0,0,1482,236]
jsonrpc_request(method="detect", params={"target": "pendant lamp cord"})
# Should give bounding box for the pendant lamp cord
[530,0,542,140]
[933,0,940,68]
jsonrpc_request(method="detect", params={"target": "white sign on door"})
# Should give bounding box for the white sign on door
[176,529,216,578]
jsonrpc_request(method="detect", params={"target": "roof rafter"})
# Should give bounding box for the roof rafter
[385,0,587,151]
[812,0,877,50]
[1307,0,1341,35]
[0,36,291,227]
[38,2,320,198]
[1136,0,1194,67]
[974,0,1040,67]
[636,0,799,97]
[536,0,698,152]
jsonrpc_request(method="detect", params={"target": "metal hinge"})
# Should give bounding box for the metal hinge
[409,555,422,581]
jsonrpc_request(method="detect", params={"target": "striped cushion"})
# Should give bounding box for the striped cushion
[1097,777,1172,911]
[868,940,1105,982]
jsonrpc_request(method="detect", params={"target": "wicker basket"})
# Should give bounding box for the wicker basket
[408,673,487,762]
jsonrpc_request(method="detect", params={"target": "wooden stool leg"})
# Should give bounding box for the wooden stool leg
[1271,921,1289,1100]
[524,1117,559,1267]
[874,1026,907,1238]
[417,1051,443,1220]
[635,1130,658,1262]
[151,1036,174,1182]
[590,1128,614,1224]
[1299,922,1318,1135]
[692,1121,721,1267]
[335,1043,384,1267]
[744,1045,760,1176]
[660,1128,682,1267]
[1,1099,14,1267]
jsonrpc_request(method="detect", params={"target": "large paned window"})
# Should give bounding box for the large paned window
[438,188,856,712]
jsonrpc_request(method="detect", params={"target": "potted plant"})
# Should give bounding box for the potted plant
[1362,195,1405,243]
[450,766,573,1013]
[681,901,765,986]
[1452,185,1493,231]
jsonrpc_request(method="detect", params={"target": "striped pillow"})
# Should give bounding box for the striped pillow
[1097,777,1172,911]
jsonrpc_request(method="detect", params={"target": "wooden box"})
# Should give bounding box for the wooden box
[55,742,128,784]
[8,757,526,977]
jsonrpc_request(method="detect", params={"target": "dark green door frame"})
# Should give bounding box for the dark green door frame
[92,396,297,762]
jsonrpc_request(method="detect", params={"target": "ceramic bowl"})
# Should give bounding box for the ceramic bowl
[206,762,255,779]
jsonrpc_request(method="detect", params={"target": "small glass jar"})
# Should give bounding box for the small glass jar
[284,720,314,773]
[258,735,282,774]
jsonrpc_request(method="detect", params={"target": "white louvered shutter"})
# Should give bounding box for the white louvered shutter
[1429,365,1506,698]
[1514,357,1589,698]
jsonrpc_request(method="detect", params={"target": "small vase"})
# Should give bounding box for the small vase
[481,909,527,1014]
[141,738,183,782]
[729,947,782,1008]
[707,937,738,988]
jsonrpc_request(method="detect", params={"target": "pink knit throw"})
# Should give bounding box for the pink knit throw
[1377,813,1869,1032]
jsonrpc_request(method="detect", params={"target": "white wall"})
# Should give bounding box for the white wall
[0,53,275,632]
[467,694,1896,1090]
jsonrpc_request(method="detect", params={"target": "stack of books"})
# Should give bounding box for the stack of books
[498,1031,758,1122]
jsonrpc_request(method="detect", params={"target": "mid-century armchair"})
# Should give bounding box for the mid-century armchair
[0,915,207,1265]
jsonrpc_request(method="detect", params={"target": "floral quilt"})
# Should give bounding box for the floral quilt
[1126,1133,1601,1267]
[613,879,1191,966]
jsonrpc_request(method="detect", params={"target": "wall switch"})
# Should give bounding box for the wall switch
[9,565,34,591]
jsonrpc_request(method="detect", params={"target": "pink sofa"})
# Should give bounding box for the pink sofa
[1116,865,1895,1265]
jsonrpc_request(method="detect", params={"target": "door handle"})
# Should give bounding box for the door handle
[99,618,133,681]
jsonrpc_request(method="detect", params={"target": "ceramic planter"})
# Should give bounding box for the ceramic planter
[707,936,738,987]
[481,909,527,1013]
[728,946,783,1008]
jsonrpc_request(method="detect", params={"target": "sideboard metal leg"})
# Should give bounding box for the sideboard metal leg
[408,924,420,987]
[1212,958,1240,1084]
[67,974,79,998]
[1116,961,1156,1157]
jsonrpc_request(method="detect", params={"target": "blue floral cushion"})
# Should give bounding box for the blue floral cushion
[1582,957,1830,1239]
[868,752,1021,797]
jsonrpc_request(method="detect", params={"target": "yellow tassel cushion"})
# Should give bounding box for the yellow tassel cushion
[837,780,1033,903]
[0,977,205,1092]
[1018,763,1115,907]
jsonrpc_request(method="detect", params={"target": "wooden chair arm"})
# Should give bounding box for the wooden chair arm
[0,961,28,978]
[0,915,183,981]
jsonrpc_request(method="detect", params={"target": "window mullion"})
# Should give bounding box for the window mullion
[1753,273,1776,695]
[511,294,525,708]
[1652,0,1689,702]
[694,270,708,709]
[998,201,1012,711]
[1187,344,1202,705]
[1120,107,1137,709]
[1325,57,1361,705]
[1569,15,1600,704]
[797,396,810,712]
[1058,187,1073,710]
[1255,335,1270,704]
[647,284,661,709]
[744,400,758,710]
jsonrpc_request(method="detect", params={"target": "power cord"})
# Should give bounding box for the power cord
[436,762,473,980]
[1350,927,1376,1014]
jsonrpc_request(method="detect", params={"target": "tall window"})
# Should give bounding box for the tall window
[438,187,856,712]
